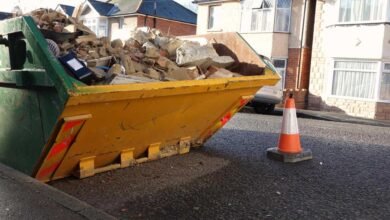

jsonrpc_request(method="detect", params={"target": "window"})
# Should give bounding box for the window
[275,0,291,32]
[83,18,107,37]
[119,17,124,29]
[84,18,97,34]
[244,0,291,33]
[251,0,274,32]
[381,64,390,100]
[208,6,220,30]
[98,24,107,37]
[273,59,287,87]
[331,61,377,99]
[339,0,385,22]
[388,2,390,21]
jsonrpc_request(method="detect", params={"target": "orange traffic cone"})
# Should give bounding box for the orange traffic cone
[267,94,312,163]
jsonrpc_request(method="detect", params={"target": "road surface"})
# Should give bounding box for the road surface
[52,112,390,219]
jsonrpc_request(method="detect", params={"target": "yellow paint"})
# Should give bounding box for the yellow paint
[120,148,135,168]
[179,137,191,154]
[36,70,279,181]
[78,156,96,179]
[148,143,161,160]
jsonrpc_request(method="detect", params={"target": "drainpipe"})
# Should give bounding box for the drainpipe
[296,0,308,90]
[153,0,157,28]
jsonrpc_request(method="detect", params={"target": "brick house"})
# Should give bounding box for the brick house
[109,0,197,39]
[78,0,197,40]
[194,0,316,108]
[308,0,390,120]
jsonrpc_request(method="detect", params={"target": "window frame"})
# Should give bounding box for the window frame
[251,0,275,32]
[328,59,390,103]
[84,18,98,35]
[336,0,390,25]
[379,63,390,102]
[97,18,108,37]
[119,17,124,30]
[84,18,108,37]
[208,5,222,31]
[274,0,292,33]
[246,0,292,33]
[272,58,287,88]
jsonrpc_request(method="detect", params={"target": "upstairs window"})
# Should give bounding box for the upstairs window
[251,0,274,32]
[208,6,221,30]
[119,17,124,29]
[339,0,385,22]
[243,0,291,33]
[275,0,292,32]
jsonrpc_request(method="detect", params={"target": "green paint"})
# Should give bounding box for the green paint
[0,88,45,174]
[37,88,63,141]
[0,70,54,87]
[0,16,81,175]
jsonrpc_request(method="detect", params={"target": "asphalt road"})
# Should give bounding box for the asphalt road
[51,112,390,220]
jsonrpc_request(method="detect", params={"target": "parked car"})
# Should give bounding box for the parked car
[249,56,283,114]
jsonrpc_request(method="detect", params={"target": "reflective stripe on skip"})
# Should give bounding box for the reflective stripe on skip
[281,108,299,134]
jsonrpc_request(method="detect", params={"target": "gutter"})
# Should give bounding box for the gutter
[193,0,240,5]
[108,13,197,26]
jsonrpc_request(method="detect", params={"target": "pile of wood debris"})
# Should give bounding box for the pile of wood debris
[30,9,241,85]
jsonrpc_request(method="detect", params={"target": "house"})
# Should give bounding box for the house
[109,0,197,40]
[55,4,75,17]
[0,12,12,20]
[79,0,119,37]
[308,0,390,120]
[194,0,317,109]
[78,0,197,40]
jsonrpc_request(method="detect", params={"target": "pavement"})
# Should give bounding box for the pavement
[51,112,390,219]
[0,163,115,220]
[242,106,390,127]
[279,108,390,127]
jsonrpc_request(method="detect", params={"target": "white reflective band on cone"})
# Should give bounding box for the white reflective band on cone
[281,108,299,134]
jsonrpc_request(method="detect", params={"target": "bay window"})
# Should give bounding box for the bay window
[381,64,390,100]
[331,60,390,102]
[339,0,386,23]
[242,0,291,33]
[331,61,377,99]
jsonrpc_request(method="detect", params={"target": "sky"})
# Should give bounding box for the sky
[3,0,197,13]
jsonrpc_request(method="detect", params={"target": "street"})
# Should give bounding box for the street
[1,1,390,219]
[52,111,390,220]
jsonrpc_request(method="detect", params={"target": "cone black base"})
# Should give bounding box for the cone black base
[266,147,313,163]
